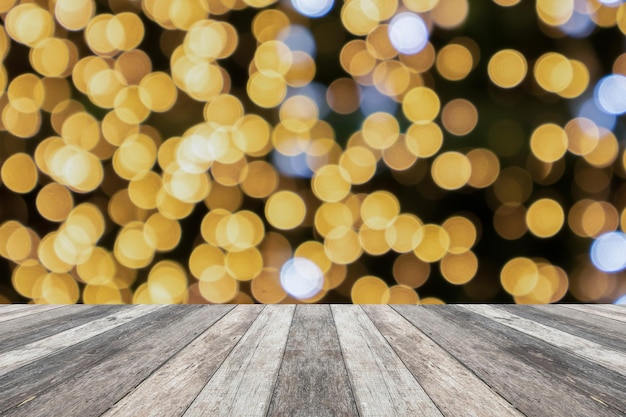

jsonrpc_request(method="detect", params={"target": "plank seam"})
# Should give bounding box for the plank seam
[450,305,626,416]
[177,305,267,417]
[98,304,238,417]
[389,305,529,417]
[477,305,626,376]
[559,305,626,324]
[0,305,171,415]
[360,306,447,417]
[263,304,297,417]
[329,305,363,417]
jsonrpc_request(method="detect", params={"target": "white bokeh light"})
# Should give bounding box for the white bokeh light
[615,294,626,305]
[388,12,429,55]
[590,231,626,273]
[291,0,334,18]
[280,257,324,299]
[594,74,626,115]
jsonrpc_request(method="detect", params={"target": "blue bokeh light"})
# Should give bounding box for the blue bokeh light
[576,97,617,131]
[278,24,317,57]
[590,231,626,273]
[360,86,398,117]
[594,74,626,115]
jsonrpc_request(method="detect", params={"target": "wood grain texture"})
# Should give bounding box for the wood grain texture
[182,305,295,417]
[0,305,119,353]
[267,305,359,417]
[0,305,188,412]
[0,304,160,376]
[393,305,625,417]
[0,304,623,417]
[561,304,626,323]
[101,305,264,417]
[331,305,443,417]
[0,305,63,323]
[2,305,233,417]
[362,305,524,417]
[497,304,626,353]
[461,304,626,376]
[445,305,626,414]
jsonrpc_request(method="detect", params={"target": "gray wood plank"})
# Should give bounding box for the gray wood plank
[101,305,264,417]
[393,305,625,417]
[0,304,61,323]
[182,305,295,417]
[331,305,443,417]
[495,304,626,353]
[461,305,626,376]
[0,305,65,323]
[362,305,524,417]
[2,305,233,417]
[0,305,32,314]
[267,305,359,417]
[0,306,186,412]
[0,305,91,334]
[561,304,626,323]
[0,304,161,376]
[0,305,120,353]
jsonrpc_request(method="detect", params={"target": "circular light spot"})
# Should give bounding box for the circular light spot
[590,231,626,273]
[351,275,390,303]
[488,49,527,88]
[530,123,568,162]
[413,224,450,262]
[280,257,324,299]
[388,12,429,55]
[36,183,74,222]
[501,257,538,296]
[595,74,626,115]
[265,191,306,230]
[436,43,473,81]
[432,152,471,190]
[1,153,38,194]
[402,87,440,123]
[441,98,478,136]
[292,0,334,17]
[526,198,564,238]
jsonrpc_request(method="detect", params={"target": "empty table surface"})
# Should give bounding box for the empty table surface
[0,304,624,417]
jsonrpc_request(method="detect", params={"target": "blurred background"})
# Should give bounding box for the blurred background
[0,0,625,304]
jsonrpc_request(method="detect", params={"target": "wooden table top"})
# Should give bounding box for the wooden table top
[0,304,624,416]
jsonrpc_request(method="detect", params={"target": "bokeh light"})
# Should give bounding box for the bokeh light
[590,232,626,273]
[0,0,624,305]
[388,13,429,55]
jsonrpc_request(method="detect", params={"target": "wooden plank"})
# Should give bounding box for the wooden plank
[394,305,625,417]
[0,305,189,412]
[0,305,65,323]
[2,305,233,417]
[101,305,263,417]
[438,306,626,414]
[362,305,524,417]
[0,304,161,376]
[0,305,90,335]
[0,305,32,314]
[0,305,120,353]
[496,304,626,353]
[182,305,295,417]
[561,304,626,323]
[331,305,443,417]
[267,305,359,417]
[461,304,626,376]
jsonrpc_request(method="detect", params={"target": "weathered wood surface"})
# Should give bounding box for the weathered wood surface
[0,304,623,417]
